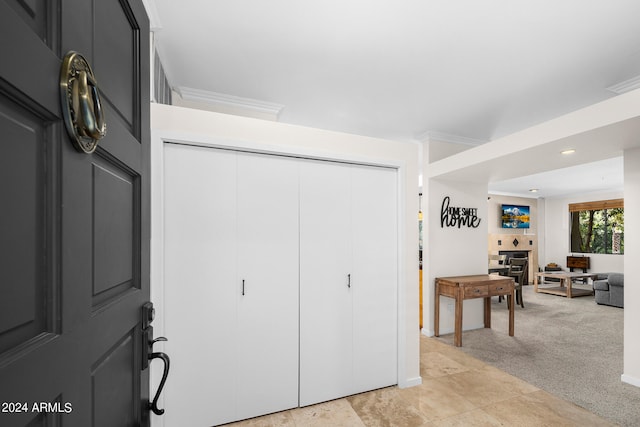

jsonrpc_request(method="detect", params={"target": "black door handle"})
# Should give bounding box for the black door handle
[148,337,170,416]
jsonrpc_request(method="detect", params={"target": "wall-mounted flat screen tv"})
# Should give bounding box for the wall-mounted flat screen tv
[501,204,530,229]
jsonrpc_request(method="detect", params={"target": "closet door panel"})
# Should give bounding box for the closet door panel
[163,144,239,426]
[236,153,300,418]
[299,160,353,406]
[352,166,398,392]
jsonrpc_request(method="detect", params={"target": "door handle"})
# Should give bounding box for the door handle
[148,337,170,416]
[141,302,170,416]
[71,68,106,140]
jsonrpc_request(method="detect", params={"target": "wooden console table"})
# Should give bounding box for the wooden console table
[534,271,597,298]
[434,275,515,347]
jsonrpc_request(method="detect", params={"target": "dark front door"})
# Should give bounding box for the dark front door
[0,0,150,426]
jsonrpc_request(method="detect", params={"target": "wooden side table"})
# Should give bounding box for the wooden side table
[435,274,515,347]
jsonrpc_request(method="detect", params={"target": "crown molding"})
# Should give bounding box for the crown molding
[606,75,640,95]
[415,130,487,146]
[177,87,285,118]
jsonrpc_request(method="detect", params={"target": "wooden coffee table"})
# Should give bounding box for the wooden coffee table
[534,271,597,298]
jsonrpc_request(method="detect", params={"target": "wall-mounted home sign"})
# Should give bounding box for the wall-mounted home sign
[440,196,481,228]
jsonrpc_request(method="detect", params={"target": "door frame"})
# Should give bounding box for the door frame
[149,109,416,425]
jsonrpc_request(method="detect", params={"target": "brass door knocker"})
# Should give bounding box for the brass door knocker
[60,51,107,153]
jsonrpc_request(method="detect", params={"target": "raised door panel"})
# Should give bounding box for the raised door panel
[351,165,398,392]
[299,160,353,407]
[236,153,300,419]
[0,94,52,357]
[163,144,238,426]
[91,156,138,308]
[94,0,138,134]
[5,0,59,48]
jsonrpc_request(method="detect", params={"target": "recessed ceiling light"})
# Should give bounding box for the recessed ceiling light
[529,189,539,193]
[561,149,576,155]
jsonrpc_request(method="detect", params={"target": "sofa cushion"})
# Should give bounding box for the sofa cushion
[608,273,624,287]
[594,280,610,291]
[593,272,612,281]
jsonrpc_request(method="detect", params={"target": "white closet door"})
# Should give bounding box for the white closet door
[351,165,398,392]
[236,153,300,419]
[299,160,354,406]
[163,144,239,427]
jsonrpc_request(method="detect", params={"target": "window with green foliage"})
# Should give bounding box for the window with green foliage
[569,199,624,254]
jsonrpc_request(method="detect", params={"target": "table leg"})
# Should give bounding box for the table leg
[508,288,515,337]
[534,274,539,293]
[566,278,573,298]
[454,288,463,347]
[484,297,491,329]
[434,281,440,337]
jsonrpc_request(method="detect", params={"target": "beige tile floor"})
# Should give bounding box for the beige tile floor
[224,336,613,426]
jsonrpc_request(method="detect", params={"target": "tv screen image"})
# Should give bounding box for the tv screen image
[501,204,530,228]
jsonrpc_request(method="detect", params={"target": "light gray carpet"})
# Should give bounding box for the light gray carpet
[435,283,640,427]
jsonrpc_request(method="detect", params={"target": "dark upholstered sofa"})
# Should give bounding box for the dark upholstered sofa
[593,273,624,308]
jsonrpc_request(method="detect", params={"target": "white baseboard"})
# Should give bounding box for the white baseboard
[621,373,640,388]
[398,376,422,389]
[421,328,434,337]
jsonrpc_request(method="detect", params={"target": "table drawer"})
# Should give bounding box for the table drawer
[464,286,489,298]
[489,282,511,295]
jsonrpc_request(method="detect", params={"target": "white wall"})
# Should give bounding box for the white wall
[150,103,421,391]
[543,190,624,273]
[623,147,640,386]
[423,178,488,335]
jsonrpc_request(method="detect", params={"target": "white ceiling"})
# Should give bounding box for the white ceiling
[148,0,640,197]
[488,157,624,199]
